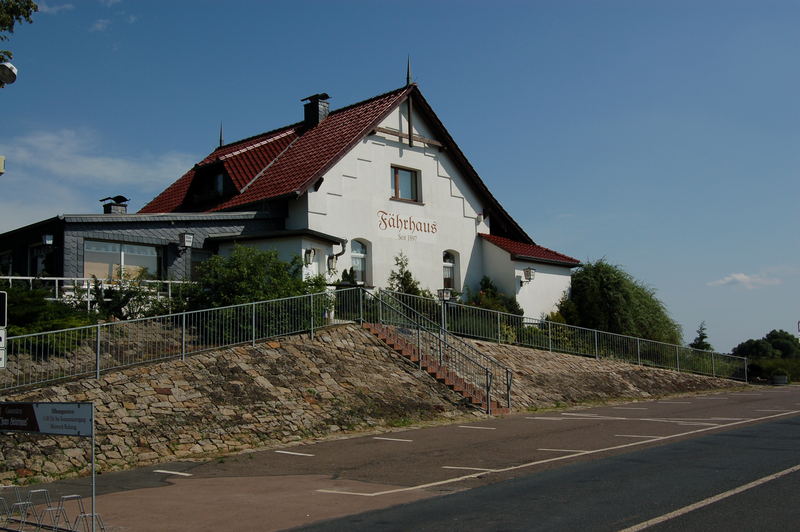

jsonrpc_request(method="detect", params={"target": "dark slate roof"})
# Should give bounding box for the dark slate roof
[60,212,267,223]
[139,84,534,244]
[479,233,580,267]
[205,229,346,245]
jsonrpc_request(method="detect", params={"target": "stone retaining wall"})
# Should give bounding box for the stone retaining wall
[0,325,468,485]
[468,340,740,408]
[0,324,742,485]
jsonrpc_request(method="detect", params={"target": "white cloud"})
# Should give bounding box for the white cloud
[707,272,782,290]
[90,19,111,32]
[38,2,75,14]
[98,0,122,6]
[0,129,195,229]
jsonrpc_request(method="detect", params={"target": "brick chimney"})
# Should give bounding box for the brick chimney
[100,195,130,214]
[301,93,330,128]
[103,203,127,214]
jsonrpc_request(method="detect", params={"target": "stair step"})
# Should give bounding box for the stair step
[363,322,509,415]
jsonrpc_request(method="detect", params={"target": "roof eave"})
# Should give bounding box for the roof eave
[510,253,582,268]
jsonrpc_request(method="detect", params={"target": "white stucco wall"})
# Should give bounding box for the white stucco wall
[291,103,492,293]
[274,99,574,318]
[513,261,572,319]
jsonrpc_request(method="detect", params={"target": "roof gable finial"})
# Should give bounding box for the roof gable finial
[406,56,413,86]
[219,121,224,147]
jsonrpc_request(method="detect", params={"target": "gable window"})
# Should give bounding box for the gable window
[443,250,458,290]
[351,240,368,284]
[390,166,420,202]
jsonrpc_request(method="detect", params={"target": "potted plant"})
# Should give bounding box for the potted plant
[771,367,790,386]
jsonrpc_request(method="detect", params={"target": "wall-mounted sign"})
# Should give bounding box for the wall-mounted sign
[377,210,437,243]
[0,402,93,437]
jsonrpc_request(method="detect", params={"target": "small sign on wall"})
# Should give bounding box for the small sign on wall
[376,210,438,243]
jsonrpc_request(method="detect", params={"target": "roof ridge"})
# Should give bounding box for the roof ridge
[325,85,410,117]
[220,128,297,161]
[239,134,301,193]
[210,86,408,155]
[213,122,301,154]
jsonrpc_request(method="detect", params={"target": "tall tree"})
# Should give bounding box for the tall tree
[689,321,713,351]
[0,0,38,63]
[557,259,682,344]
[732,330,800,359]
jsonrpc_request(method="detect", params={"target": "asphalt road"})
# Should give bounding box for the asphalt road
[16,385,800,531]
[295,413,800,531]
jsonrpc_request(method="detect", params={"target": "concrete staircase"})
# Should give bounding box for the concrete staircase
[363,322,509,415]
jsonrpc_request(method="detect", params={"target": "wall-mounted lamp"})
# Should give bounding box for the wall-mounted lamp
[437,288,452,301]
[521,267,536,283]
[304,248,316,266]
[326,254,337,272]
[42,234,54,246]
[179,233,194,248]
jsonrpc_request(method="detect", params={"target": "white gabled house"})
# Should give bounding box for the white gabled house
[0,83,579,318]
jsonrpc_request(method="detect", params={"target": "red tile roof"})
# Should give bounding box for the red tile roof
[479,233,580,267]
[139,125,299,213]
[138,84,536,246]
[139,86,412,214]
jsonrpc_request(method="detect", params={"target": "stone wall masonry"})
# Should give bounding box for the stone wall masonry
[0,325,743,485]
[0,324,468,485]
[467,340,741,408]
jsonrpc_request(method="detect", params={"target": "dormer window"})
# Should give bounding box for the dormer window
[181,164,233,210]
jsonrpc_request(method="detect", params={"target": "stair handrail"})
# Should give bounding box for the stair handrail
[377,289,512,409]
[362,289,496,413]
[365,290,491,373]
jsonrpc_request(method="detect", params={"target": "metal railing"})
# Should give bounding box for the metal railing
[1,286,746,399]
[352,290,498,413]
[385,291,748,382]
[2,288,343,393]
[0,276,190,312]
[376,289,512,411]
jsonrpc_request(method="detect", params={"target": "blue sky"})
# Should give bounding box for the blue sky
[1,0,798,351]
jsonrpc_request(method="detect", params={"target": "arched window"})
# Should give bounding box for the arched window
[352,240,368,284]
[443,250,457,290]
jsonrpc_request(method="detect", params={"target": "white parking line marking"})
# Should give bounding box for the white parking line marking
[525,417,564,421]
[618,463,800,532]
[613,407,647,410]
[561,413,622,420]
[658,401,692,404]
[275,450,315,457]
[441,466,492,471]
[538,448,588,453]
[754,409,791,412]
[458,425,496,430]
[153,469,193,477]
[373,437,413,442]
[615,435,660,439]
[317,410,800,497]
[695,397,729,400]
